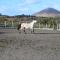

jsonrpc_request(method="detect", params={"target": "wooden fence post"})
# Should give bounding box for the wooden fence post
[12,21,14,28]
[4,21,7,28]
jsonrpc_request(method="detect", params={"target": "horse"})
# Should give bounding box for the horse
[17,20,37,33]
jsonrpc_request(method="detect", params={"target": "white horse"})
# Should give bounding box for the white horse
[21,20,37,29]
[19,20,37,33]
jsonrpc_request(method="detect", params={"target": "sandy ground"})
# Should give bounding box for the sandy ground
[0,29,60,60]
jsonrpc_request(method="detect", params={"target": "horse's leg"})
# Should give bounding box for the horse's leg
[31,28,34,34]
[31,28,33,33]
[33,28,34,33]
[18,29,21,33]
[31,29,32,33]
[17,29,21,34]
[23,27,26,34]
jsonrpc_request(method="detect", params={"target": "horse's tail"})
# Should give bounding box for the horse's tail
[17,24,21,30]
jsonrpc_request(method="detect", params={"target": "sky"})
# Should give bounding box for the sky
[0,0,60,16]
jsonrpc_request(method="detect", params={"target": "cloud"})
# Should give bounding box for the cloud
[16,0,40,14]
[0,6,15,15]
[17,8,29,11]
[18,0,40,7]
[16,7,30,15]
[23,0,38,4]
[0,6,8,14]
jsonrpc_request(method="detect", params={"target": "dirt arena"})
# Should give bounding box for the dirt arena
[0,29,60,60]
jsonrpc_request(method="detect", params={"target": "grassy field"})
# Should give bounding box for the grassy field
[0,29,60,60]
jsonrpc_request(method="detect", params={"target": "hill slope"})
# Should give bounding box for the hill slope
[33,8,60,17]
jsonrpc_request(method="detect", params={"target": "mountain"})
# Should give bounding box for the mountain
[33,8,60,17]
